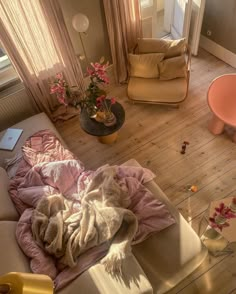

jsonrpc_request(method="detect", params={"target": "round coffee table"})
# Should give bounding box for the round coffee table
[79,102,125,144]
[208,74,236,142]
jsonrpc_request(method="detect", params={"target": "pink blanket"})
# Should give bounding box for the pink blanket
[9,130,175,291]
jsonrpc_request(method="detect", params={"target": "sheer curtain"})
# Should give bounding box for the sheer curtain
[103,0,142,83]
[0,0,85,120]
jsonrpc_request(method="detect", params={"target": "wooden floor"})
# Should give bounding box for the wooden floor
[56,48,236,294]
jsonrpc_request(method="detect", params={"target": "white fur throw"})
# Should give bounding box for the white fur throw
[32,166,138,274]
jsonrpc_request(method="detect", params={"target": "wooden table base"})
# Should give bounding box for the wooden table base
[98,132,118,144]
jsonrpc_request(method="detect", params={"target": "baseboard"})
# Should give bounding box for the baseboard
[200,35,236,68]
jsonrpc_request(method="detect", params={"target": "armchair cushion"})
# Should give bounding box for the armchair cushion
[137,38,186,58]
[165,38,186,58]
[128,77,188,103]
[128,53,164,78]
[159,55,187,80]
[137,38,169,54]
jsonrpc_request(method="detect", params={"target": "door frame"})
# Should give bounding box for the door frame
[164,0,174,33]
[190,0,206,55]
[164,0,193,42]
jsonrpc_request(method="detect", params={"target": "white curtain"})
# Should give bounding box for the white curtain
[0,0,85,120]
[103,0,142,83]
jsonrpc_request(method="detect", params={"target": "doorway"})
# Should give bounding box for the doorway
[139,0,206,55]
[139,0,168,38]
[139,0,193,41]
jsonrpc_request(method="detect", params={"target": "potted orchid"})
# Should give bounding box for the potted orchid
[83,58,110,116]
[50,73,82,108]
[50,59,117,122]
[50,73,70,106]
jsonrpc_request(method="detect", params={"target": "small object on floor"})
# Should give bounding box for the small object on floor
[190,185,198,192]
[180,141,190,154]
[186,184,198,192]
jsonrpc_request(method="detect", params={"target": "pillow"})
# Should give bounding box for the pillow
[137,38,186,59]
[165,38,186,58]
[128,53,165,78]
[158,55,187,80]
[137,38,169,54]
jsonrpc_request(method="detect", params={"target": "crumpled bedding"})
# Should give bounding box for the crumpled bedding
[9,130,176,291]
[31,165,139,273]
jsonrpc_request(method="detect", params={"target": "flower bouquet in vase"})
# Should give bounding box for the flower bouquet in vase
[83,58,111,117]
[96,95,116,126]
[209,202,236,231]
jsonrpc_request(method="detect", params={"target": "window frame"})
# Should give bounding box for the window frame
[0,46,20,92]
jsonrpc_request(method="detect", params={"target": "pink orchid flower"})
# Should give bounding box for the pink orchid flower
[110,97,116,104]
[50,72,69,106]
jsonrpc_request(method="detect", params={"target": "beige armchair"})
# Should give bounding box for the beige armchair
[127,38,191,105]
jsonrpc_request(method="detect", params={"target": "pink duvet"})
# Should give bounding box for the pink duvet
[9,130,175,291]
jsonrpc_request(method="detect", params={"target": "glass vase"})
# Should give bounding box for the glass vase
[215,215,227,225]
[103,112,117,127]
[87,105,97,118]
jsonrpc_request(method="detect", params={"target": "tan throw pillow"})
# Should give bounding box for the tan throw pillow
[165,38,186,58]
[159,55,187,80]
[129,53,165,78]
[137,38,169,54]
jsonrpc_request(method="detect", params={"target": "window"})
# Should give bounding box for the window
[140,0,153,8]
[0,45,19,91]
[0,47,11,70]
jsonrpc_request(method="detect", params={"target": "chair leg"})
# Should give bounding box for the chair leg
[233,132,236,143]
[172,104,179,109]
[208,115,225,135]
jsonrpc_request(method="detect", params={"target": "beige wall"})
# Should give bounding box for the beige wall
[59,0,112,73]
[201,0,236,54]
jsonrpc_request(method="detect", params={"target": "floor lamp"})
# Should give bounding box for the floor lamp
[72,13,89,66]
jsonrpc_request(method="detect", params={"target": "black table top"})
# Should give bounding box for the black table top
[79,102,125,137]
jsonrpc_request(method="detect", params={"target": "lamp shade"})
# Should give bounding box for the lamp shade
[72,13,89,33]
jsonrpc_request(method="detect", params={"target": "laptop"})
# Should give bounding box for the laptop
[0,128,23,151]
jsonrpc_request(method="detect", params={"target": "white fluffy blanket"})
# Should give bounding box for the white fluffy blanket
[32,166,137,273]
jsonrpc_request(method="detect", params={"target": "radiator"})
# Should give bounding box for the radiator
[0,85,36,131]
